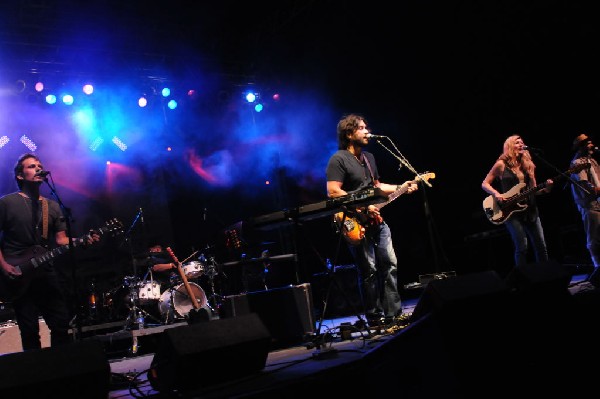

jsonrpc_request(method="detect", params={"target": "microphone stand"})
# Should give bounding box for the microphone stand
[371,136,449,273]
[373,137,432,187]
[527,148,592,196]
[123,208,145,277]
[41,174,83,341]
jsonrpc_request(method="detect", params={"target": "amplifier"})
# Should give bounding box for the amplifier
[220,283,315,349]
[0,320,51,355]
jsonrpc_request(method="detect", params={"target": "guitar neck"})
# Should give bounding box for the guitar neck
[42,235,90,262]
[167,247,201,309]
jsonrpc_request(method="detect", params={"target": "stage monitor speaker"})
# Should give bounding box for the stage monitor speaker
[505,259,571,296]
[0,339,110,398]
[149,313,271,393]
[410,270,510,322]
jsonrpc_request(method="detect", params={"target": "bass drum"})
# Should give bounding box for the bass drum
[158,282,207,319]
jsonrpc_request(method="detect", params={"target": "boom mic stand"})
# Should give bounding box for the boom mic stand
[371,135,450,272]
[526,147,592,196]
[41,173,82,340]
[123,208,148,331]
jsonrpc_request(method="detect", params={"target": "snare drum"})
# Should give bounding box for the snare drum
[138,281,161,303]
[158,282,207,319]
[182,261,205,279]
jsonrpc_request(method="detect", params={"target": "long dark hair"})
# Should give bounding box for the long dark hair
[336,113,365,150]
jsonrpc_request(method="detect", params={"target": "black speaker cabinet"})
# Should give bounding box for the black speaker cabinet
[149,313,271,393]
[311,265,362,318]
[505,259,571,296]
[0,339,110,398]
[411,270,510,322]
[220,283,315,349]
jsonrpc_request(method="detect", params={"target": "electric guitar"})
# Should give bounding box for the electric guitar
[482,163,589,225]
[0,218,124,302]
[334,172,436,245]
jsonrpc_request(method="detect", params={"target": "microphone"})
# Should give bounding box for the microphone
[366,133,387,139]
[34,170,50,177]
[139,207,144,223]
[523,145,543,152]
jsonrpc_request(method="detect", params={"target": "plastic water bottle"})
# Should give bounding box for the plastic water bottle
[136,311,145,329]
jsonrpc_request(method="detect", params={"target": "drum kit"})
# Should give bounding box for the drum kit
[90,249,222,328]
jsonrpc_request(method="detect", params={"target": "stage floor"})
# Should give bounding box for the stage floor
[1,271,598,398]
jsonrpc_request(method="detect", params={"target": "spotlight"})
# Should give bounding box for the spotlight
[62,94,74,105]
[82,84,94,95]
[20,135,38,152]
[112,137,128,151]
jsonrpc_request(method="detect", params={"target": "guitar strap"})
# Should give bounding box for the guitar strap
[362,153,376,182]
[41,197,49,240]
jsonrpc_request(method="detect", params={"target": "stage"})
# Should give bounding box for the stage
[1,268,599,398]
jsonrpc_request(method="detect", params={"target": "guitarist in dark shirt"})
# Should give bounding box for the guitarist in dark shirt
[0,153,99,350]
[326,114,418,327]
[481,135,553,267]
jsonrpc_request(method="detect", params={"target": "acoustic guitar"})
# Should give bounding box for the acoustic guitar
[166,247,209,323]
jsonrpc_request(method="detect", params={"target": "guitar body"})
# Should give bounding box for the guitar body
[481,163,589,225]
[482,183,528,225]
[334,172,436,245]
[0,245,50,302]
[0,218,123,302]
[333,212,366,246]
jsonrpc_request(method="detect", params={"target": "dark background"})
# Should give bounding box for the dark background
[0,1,597,303]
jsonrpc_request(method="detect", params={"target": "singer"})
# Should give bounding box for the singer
[326,113,418,328]
[481,135,553,268]
[569,133,600,285]
[0,153,100,351]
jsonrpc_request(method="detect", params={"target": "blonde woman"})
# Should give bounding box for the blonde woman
[481,135,553,266]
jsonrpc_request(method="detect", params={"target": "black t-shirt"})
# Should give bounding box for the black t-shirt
[0,192,66,256]
[325,150,379,192]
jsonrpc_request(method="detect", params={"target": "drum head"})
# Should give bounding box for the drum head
[159,282,207,319]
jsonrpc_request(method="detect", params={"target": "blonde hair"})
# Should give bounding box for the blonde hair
[500,135,535,179]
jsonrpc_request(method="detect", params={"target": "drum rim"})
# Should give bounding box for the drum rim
[158,282,207,317]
